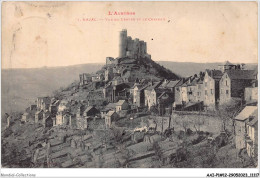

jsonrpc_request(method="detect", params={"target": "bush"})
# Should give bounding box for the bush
[186,128,193,136]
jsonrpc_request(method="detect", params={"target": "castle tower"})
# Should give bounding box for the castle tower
[119,29,127,58]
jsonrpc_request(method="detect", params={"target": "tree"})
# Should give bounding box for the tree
[217,99,242,134]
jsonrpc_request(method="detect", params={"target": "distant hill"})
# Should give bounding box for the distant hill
[1,63,103,114]
[157,61,258,77]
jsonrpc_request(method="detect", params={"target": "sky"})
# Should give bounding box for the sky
[2,1,258,69]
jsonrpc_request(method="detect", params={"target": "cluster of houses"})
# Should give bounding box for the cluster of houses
[102,61,257,114]
[18,93,131,131]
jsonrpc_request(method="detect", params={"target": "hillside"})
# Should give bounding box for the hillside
[1,63,103,115]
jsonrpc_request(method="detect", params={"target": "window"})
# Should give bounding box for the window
[205,90,208,96]
[211,89,213,94]
[226,80,228,86]
[205,82,207,87]
[197,92,200,96]
[226,90,229,95]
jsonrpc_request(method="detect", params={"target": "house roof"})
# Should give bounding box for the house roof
[113,76,123,80]
[206,69,223,79]
[166,80,180,88]
[197,77,204,84]
[184,101,203,109]
[235,106,257,121]
[180,77,192,87]
[116,100,127,106]
[38,97,51,104]
[105,103,116,109]
[145,81,161,91]
[187,77,200,86]
[226,70,256,80]
[246,109,258,126]
[150,134,161,142]
[35,110,43,115]
[247,117,258,127]
[158,140,178,151]
[133,84,143,90]
[23,112,29,116]
[158,92,166,99]
[224,60,235,66]
[133,132,145,140]
[107,110,116,117]
[127,142,153,153]
[84,106,95,113]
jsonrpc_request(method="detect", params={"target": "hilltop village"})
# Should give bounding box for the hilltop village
[2,29,258,168]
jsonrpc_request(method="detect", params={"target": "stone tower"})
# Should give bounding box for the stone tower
[118,29,150,59]
[119,29,127,58]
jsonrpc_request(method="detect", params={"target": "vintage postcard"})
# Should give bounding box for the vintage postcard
[1,1,259,177]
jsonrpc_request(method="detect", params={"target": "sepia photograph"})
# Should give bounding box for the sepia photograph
[1,1,259,177]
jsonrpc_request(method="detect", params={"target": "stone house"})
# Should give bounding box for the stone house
[157,92,175,116]
[101,103,116,118]
[245,110,258,158]
[49,100,60,116]
[30,105,37,111]
[83,106,99,117]
[44,116,53,128]
[76,116,88,130]
[21,112,29,123]
[195,77,204,102]
[37,97,51,111]
[131,132,145,143]
[187,76,200,103]
[115,100,129,112]
[218,61,244,73]
[174,77,191,106]
[35,110,44,123]
[76,105,85,118]
[144,81,163,110]
[234,106,257,150]
[58,99,69,113]
[112,76,124,86]
[79,73,92,86]
[133,84,148,107]
[174,79,186,108]
[159,79,180,93]
[203,69,223,110]
[105,110,119,129]
[105,67,114,82]
[111,83,131,102]
[55,111,71,126]
[244,82,258,104]
[180,83,189,103]
[219,70,256,104]
[92,73,104,82]
[103,83,113,102]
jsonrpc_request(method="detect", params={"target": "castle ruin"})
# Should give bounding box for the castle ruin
[119,29,151,59]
